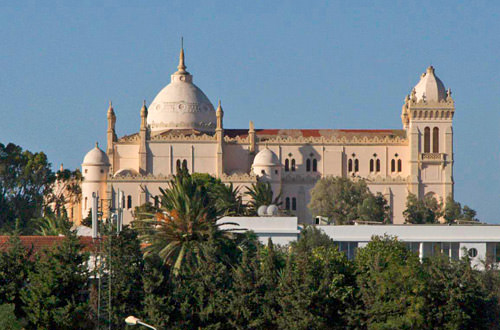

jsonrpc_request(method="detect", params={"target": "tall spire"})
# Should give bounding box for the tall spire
[176,37,187,74]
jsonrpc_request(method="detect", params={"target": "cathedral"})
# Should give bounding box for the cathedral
[80,46,455,225]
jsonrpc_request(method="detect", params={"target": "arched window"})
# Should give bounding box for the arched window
[285,197,290,210]
[292,197,297,211]
[354,159,359,172]
[122,195,125,208]
[376,159,380,172]
[306,159,311,172]
[285,159,289,172]
[348,159,353,172]
[182,159,188,172]
[424,127,431,153]
[176,159,181,172]
[433,127,439,153]
[370,159,374,172]
[397,159,402,172]
[291,159,296,171]
[154,196,159,208]
[391,159,396,172]
[312,159,317,172]
[127,195,132,209]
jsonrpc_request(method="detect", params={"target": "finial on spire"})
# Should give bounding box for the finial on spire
[60,163,64,171]
[177,37,187,74]
[216,100,222,113]
[95,142,99,148]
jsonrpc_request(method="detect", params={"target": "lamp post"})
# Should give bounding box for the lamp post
[125,316,157,330]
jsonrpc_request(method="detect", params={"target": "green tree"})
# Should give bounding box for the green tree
[0,143,55,232]
[46,168,82,217]
[0,304,24,330]
[136,172,235,275]
[443,195,462,224]
[357,192,391,223]
[31,212,72,235]
[276,245,356,329]
[0,234,33,320]
[141,255,175,329]
[353,235,425,328]
[422,255,496,329]
[94,226,144,329]
[21,232,90,329]
[246,181,281,215]
[403,193,441,224]
[290,226,334,255]
[461,205,478,222]
[308,176,383,224]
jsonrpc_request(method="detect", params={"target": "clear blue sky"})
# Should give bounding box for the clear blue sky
[1,1,499,222]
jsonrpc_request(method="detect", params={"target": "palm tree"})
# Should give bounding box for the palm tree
[211,183,246,216]
[32,213,71,236]
[245,182,281,215]
[136,173,236,275]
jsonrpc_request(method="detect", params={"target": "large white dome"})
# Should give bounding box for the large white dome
[147,48,216,133]
[413,66,446,103]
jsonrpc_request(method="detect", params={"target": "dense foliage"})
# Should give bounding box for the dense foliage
[0,143,55,232]
[2,227,500,329]
[308,176,390,224]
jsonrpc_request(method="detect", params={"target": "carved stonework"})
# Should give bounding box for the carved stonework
[150,132,216,142]
[220,172,257,183]
[282,173,321,184]
[365,175,410,184]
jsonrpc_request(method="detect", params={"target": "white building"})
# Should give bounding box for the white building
[80,45,455,225]
[319,224,500,269]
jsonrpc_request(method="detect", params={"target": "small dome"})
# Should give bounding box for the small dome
[83,143,109,165]
[253,148,280,167]
[114,168,139,177]
[413,66,446,102]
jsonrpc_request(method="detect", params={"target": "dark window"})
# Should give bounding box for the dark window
[154,196,159,208]
[312,159,317,172]
[370,159,374,172]
[397,159,402,172]
[291,159,296,171]
[127,195,132,209]
[306,159,311,172]
[433,127,439,153]
[348,159,353,172]
[391,159,396,172]
[424,127,431,153]
[182,159,188,172]
[285,159,289,172]
[376,159,380,172]
[261,170,265,175]
[285,197,290,210]
[176,159,181,171]
[292,197,297,211]
[354,159,359,172]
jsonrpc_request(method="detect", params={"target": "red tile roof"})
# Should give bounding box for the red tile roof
[0,236,97,253]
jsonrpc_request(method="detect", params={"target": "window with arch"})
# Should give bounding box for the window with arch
[376,159,380,172]
[127,195,132,209]
[312,159,317,172]
[285,159,290,171]
[182,159,188,171]
[306,159,311,172]
[291,159,296,171]
[348,159,353,172]
[433,127,439,153]
[391,159,396,172]
[369,159,374,172]
[424,127,431,153]
[292,197,297,211]
[154,196,159,208]
[176,159,181,170]
[285,197,290,210]
[397,159,402,172]
[354,159,359,172]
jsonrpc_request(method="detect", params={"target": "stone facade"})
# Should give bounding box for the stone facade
[80,48,454,225]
